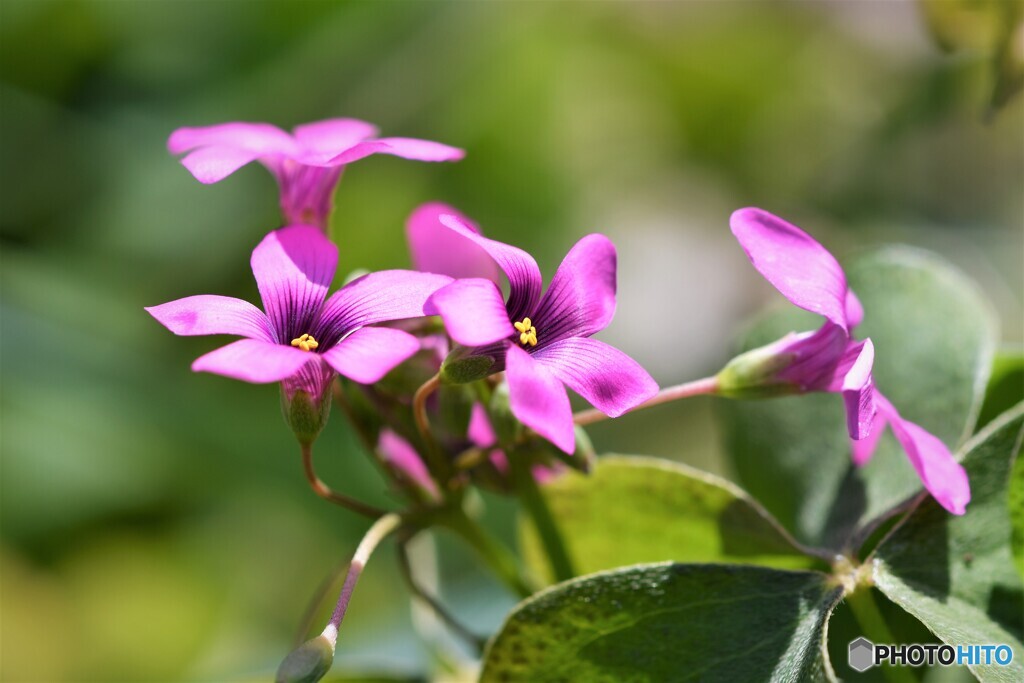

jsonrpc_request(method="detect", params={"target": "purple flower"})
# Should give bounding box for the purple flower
[468,403,563,484]
[726,207,970,515]
[168,119,464,230]
[407,202,500,282]
[377,429,441,503]
[425,212,658,454]
[146,225,452,407]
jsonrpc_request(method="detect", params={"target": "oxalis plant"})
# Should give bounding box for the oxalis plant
[148,118,1023,683]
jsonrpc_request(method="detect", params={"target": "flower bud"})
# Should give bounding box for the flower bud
[275,634,334,683]
[565,426,596,474]
[439,346,495,384]
[715,340,803,399]
[281,387,331,446]
[378,429,442,504]
[716,327,846,400]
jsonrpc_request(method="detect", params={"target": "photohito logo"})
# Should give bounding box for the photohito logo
[848,638,1014,672]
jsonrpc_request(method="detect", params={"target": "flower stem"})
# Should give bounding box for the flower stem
[412,373,452,484]
[436,508,534,599]
[320,512,404,647]
[300,442,388,519]
[331,379,382,459]
[512,455,575,583]
[572,376,719,427]
[845,587,916,683]
[396,538,485,654]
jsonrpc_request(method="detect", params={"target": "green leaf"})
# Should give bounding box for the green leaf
[873,403,1024,682]
[977,348,1024,431]
[1012,449,1024,580]
[482,563,843,682]
[720,247,996,551]
[519,456,818,585]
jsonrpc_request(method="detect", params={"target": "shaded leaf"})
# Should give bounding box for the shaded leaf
[519,456,817,585]
[977,348,1024,431]
[873,403,1024,682]
[1012,449,1024,580]
[482,563,843,683]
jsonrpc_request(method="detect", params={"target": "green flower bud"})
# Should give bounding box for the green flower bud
[281,387,331,446]
[439,346,495,384]
[715,343,801,399]
[275,634,334,683]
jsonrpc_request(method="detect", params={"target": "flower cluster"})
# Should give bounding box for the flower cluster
[148,115,975,680]
[151,116,657,484]
[151,115,971,516]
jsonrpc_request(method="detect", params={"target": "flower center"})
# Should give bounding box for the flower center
[514,318,538,347]
[290,333,320,352]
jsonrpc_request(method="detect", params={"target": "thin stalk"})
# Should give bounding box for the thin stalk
[300,442,387,519]
[320,512,404,647]
[293,557,351,648]
[573,376,719,427]
[331,379,381,458]
[412,373,452,483]
[845,587,916,683]
[397,539,485,654]
[512,455,575,583]
[437,509,534,599]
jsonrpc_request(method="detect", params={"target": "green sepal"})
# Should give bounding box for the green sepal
[545,426,594,475]
[715,338,803,399]
[439,346,495,385]
[275,634,334,683]
[281,388,331,447]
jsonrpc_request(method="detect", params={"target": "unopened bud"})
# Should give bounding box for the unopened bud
[715,341,802,399]
[439,346,495,384]
[565,426,595,474]
[716,327,845,400]
[275,634,334,683]
[281,388,331,446]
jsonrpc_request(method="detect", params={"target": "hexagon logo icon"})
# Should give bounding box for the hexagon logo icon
[848,637,875,672]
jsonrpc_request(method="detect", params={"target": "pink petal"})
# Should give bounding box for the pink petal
[167,122,295,155]
[468,402,497,448]
[845,290,864,329]
[831,339,876,441]
[317,270,452,339]
[191,338,312,383]
[323,140,393,166]
[378,429,440,499]
[534,234,617,341]
[291,118,378,161]
[429,278,514,347]
[406,203,500,282]
[776,323,850,390]
[320,327,421,384]
[145,295,273,341]
[730,208,853,332]
[180,145,265,184]
[505,344,575,454]
[373,137,466,162]
[251,226,338,340]
[437,214,542,320]
[851,407,888,466]
[533,337,658,417]
[884,399,971,515]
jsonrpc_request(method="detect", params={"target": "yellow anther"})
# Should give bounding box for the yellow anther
[514,318,538,347]
[290,333,319,352]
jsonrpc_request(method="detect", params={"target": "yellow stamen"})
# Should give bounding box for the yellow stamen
[290,333,320,352]
[514,318,538,347]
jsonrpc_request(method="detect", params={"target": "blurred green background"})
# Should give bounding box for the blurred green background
[1,1,1021,681]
